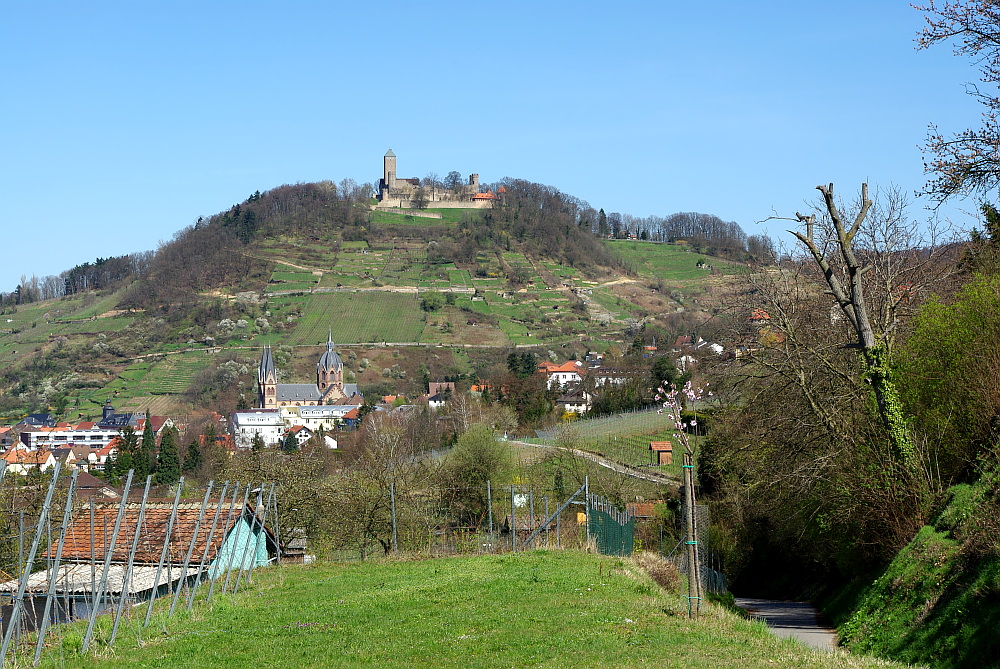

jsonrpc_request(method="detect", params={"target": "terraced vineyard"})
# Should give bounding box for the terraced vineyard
[290,292,426,344]
[135,351,217,394]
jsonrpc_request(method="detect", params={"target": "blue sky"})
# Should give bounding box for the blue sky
[0,1,985,292]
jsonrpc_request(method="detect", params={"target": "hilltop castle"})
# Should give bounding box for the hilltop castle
[257,334,361,409]
[375,149,499,209]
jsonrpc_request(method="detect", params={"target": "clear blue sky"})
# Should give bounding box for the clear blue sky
[0,1,984,292]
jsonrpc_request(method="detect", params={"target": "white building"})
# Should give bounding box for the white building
[280,405,360,431]
[231,410,286,449]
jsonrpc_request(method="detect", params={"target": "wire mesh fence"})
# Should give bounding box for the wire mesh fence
[665,502,727,596]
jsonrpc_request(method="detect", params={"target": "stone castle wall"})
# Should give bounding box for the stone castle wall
[374,199,493,210]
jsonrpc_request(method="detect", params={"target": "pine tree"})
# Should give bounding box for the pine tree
[281,430,298,453]
[116,425,140,480]
[155,428,181,486]
[251,432,265,452]
[183,438,202,473]
[140,411,157,477]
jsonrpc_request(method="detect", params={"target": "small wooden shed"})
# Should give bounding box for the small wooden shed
[649,441,673,465]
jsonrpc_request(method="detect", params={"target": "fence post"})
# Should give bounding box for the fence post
[110,475,152,644]
[487,481,493,553]
[528,491,535,550]
[82,469,134,653]
[544,497,549,547]
[390,481,397,553]
[168,481,213,618]
[207,482,241,605]
[271,484,282,566]
[143,476,186,628]
[33,469,78,666]
[186,482,230,611]
[584,476,590,545]
[510,486,516,552]
[0,462,62,667]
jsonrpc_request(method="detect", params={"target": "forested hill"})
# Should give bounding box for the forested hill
[3,177,766,310]
[119,179,618,313]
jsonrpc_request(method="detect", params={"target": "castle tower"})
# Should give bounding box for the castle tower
[316,330,344,400]
[469,173,479,189]
[258,345,277,408]
[384,149,397,191]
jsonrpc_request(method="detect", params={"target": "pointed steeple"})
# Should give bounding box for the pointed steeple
[258,345,275,384]
[317,332,342,373]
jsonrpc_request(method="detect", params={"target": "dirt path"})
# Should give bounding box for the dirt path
[508,440,679,486]
[735,598,838,652]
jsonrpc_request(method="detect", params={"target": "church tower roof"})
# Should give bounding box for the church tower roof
[317,331,342,373]
[384,149,395,157]
[259,345,275,383]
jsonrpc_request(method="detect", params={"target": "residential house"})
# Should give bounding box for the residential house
[557,384,592,415]
[537,361,584,389]
[2,448,56,474]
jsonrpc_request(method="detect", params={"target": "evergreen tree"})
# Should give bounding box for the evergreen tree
[154,427,181,485]
[251,432,265,452]
[116,425,140,480]
[139,411,157,479]
[281,430,298,453]
[183,438,202,473]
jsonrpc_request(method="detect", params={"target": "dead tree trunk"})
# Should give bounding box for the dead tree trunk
[790,183,916,466]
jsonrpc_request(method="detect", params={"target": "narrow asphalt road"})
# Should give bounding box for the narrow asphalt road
[735,598,838,652]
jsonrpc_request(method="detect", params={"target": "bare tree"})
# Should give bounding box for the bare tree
[777,183,955,466]
[916,1,1000,202]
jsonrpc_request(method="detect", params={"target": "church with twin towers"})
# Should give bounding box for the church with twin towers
[257,333,361,409]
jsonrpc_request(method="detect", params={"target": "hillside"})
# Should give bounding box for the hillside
[0,181,749,422]
[33,551,906,669]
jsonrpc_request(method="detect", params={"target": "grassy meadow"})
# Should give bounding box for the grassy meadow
[29,551,908,669]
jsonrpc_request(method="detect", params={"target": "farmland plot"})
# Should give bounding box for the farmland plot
[291,292,426,344]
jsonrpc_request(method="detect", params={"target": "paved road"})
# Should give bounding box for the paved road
[735,598,838,652]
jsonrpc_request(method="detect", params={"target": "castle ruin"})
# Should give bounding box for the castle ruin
[375,149,499,210]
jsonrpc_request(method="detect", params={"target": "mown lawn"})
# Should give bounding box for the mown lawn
[30,551,909,669]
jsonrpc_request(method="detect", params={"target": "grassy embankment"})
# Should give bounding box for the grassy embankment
[32,551,908,669]
[824,479,1000,668]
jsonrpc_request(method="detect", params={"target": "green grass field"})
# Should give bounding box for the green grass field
[291,292,426,344]
[606,241,743,280]
[30,551,905,669]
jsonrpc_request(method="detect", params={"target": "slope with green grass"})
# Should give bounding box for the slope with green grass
[827,479,1000,669]
[34,551,907,669]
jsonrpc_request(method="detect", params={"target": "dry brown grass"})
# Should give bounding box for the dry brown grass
[633,550,681,591]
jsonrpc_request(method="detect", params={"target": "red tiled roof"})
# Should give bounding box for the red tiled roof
[537,361,582,374]
[46,502,267,565]
[2,449,54,465]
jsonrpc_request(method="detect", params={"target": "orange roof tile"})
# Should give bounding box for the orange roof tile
[47,502,271,565]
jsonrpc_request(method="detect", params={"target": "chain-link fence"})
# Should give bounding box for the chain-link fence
[666,502,727,595]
